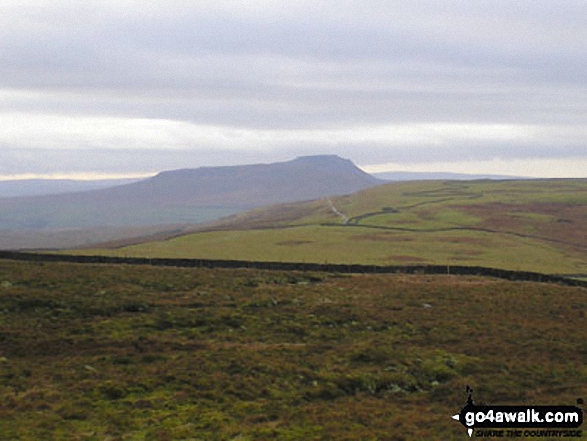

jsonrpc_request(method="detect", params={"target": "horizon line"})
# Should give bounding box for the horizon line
[0,172,158,182]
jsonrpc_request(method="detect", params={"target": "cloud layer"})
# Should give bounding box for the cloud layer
[1,0,586,177]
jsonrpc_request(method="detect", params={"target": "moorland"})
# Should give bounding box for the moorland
[0,259,585,440]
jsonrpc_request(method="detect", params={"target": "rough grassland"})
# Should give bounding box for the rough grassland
[87,226,584,275]
[0,260,586,440]
[78,179,587,276]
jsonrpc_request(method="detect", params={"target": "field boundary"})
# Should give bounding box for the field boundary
[1,251,586,288]
[320,222,587,251]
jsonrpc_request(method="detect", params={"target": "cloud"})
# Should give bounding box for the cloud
[1,0,586,177]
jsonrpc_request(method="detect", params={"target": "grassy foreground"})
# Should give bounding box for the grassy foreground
[0,260,586,440]
[76,179,587,276]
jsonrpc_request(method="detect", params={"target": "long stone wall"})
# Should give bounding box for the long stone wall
[0,251,585,288]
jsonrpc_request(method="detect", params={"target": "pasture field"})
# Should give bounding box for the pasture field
[83,225,584,275]
[0,260,586,440]
[78,179,587,276]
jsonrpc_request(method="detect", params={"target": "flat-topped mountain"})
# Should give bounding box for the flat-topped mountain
[0,156,382,248]
[100,155,380,208]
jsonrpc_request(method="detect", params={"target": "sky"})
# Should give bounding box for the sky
[1,0,587,180]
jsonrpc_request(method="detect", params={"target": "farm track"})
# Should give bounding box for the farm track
[1,250,586,288]
[326,197,349,224]
[346,195,482,224]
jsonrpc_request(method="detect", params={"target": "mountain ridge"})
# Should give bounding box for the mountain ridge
[374,171,528,181]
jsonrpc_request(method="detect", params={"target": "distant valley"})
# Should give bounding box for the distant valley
[0,178,142,198]
[0,155,382,249]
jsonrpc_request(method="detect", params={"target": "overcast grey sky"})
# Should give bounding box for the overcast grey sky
[1,0,586,179]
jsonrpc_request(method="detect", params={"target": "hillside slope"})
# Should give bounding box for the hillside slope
[81,179,587,275]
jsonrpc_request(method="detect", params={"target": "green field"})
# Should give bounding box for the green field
[78,179,587,276]
[0,260,585,440]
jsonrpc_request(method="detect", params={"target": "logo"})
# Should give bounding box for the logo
[452,386,584,438]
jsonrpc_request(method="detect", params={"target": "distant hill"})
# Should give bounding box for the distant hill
[98,155,382,208]
[0,178,142,198]
[373,171,527,181]
[0,155,382,249]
